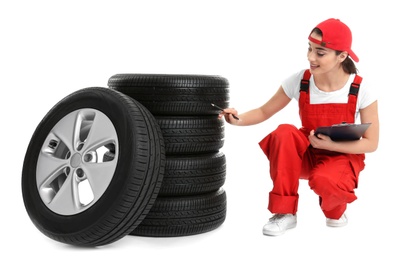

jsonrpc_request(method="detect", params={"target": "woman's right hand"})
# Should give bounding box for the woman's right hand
[218,107,240,124]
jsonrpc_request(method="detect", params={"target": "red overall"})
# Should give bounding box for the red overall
[259,70,365,219]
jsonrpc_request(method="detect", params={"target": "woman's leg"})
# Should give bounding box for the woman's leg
[259,124,310,214]
[308,154,362,219]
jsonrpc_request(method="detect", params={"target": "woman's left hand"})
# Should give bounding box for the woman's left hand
[308,130,334,150]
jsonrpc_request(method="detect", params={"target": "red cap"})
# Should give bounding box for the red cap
[308,18,359,62]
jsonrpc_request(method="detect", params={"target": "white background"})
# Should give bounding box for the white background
[1,0,393,259]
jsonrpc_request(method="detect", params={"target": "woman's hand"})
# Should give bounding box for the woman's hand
[308,130,334,150]
[218,107,240,124]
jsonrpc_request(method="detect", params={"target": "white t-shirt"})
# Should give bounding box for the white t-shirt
[282,69,377,121]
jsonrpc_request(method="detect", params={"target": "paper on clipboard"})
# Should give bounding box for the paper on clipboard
[315,123,371,141]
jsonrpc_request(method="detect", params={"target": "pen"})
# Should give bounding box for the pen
[211,103,240,120]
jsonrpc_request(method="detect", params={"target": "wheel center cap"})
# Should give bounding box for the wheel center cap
[70,153,82,168]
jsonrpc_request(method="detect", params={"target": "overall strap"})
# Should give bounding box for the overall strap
[347,74,363,122]
[299,69,311,118]
[349,74,362,96]
[300,69,311,93]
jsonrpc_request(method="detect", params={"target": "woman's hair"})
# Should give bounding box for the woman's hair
[311,28,358,74]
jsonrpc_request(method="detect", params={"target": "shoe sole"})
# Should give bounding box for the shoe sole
[326,222,347,227]
[262,222,297,236]
[326,215,348,227]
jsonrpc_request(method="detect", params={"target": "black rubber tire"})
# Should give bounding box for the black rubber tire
[107,74,229,116]
[160,152,226,196]
[130,188,226,237]
[21,87,165,247]
[155,115,225,155]
[103,151,226,196]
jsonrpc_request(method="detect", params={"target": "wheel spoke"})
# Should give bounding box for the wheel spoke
[51,110,80,151]
[48,172,80,214]
[36,151,68,187]
[83,160,118,199]
[83,111,118,152]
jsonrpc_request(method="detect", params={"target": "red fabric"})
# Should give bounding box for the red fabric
[308,18,359,62]
[259,70,365,219]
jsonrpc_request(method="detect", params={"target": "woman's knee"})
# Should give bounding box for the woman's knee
[272,124,299,138]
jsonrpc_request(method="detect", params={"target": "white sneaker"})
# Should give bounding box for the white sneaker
[262,214,297,236]
[326,213,348,227]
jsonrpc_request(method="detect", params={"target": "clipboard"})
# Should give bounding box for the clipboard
[315,123,371,141]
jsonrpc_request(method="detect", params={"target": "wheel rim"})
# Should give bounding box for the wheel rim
[36,108,119,215]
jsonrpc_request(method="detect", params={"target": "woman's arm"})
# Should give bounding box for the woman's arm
[309,100,379,154]
[219,86,292,126]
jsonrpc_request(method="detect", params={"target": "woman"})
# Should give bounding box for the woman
[219,18,379,236]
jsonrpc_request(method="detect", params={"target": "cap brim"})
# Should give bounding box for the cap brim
[348,49,359,62]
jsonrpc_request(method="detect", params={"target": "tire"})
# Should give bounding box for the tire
[160,152,226,196]
[155,115,225,155]
[103,151,226,196]
[108,74,229,115]
[21,87,166,246]
[130,188,227,237]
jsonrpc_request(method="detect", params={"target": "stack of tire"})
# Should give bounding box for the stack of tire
[107,74,229,237]
[21,74,230,247]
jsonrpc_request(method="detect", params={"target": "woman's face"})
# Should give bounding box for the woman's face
[307,31,347,74]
